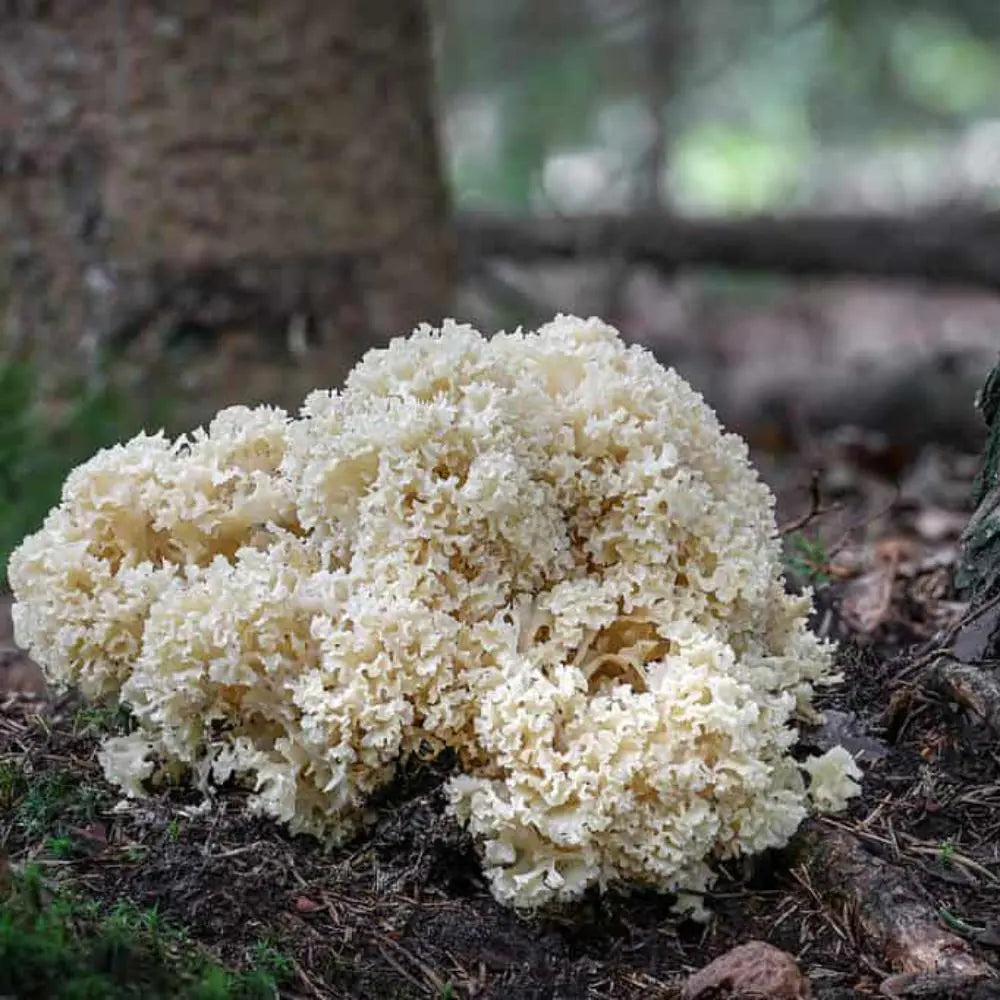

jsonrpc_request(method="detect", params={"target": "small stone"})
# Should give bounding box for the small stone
[681,940,812,999]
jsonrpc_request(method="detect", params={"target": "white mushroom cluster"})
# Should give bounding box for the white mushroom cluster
[9,315,858,909]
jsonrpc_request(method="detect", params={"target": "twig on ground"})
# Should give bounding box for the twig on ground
[778,470,841,536]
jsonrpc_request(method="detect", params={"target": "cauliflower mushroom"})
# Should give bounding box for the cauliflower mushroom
[9,315,859,909]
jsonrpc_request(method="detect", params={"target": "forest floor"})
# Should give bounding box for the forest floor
[2,425,1000,999]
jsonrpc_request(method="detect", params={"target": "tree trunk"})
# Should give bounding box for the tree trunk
[0,0,453,424]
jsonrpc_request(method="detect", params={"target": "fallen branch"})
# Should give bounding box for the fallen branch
[456,209,1000,289]
[794,820,996,996]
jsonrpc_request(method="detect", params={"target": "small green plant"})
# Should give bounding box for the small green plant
[784,531,833,584]
[167,818,181,843]
[44,835,75,859]
[16,771,78,839]
[9,766,104,847]
[250,938,293,982]
[938,840,956,866]
[106,901,163,939]
[122,843,150,864]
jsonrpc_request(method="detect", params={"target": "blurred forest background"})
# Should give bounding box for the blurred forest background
[2,0,1000,566]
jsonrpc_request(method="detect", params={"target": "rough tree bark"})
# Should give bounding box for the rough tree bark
[796,821,996,996]
[0,0,453,423]
[926,358,1000,721]
[959,363,1000,611]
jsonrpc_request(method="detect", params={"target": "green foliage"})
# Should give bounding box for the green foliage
[0,866,290,999]
[436,0,1000,213]
[783,531,832,584]
[890,12,1000,116]
[0,361,139,585]
[45,835,76,860]
[671,122,805,212]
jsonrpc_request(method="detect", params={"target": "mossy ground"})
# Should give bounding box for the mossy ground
[0,864,291,999]
[0,704,293,1000]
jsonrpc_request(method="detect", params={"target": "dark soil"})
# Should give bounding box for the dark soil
[3,438,1000,999]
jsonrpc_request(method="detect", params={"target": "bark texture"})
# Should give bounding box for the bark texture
[925,656,1000,732]
[1,0,453,422]
[796,821,994,993]
[958,362,1000,621]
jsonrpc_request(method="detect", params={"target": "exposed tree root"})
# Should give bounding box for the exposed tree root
[795,820,997,997]
[923,655,1000,734]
